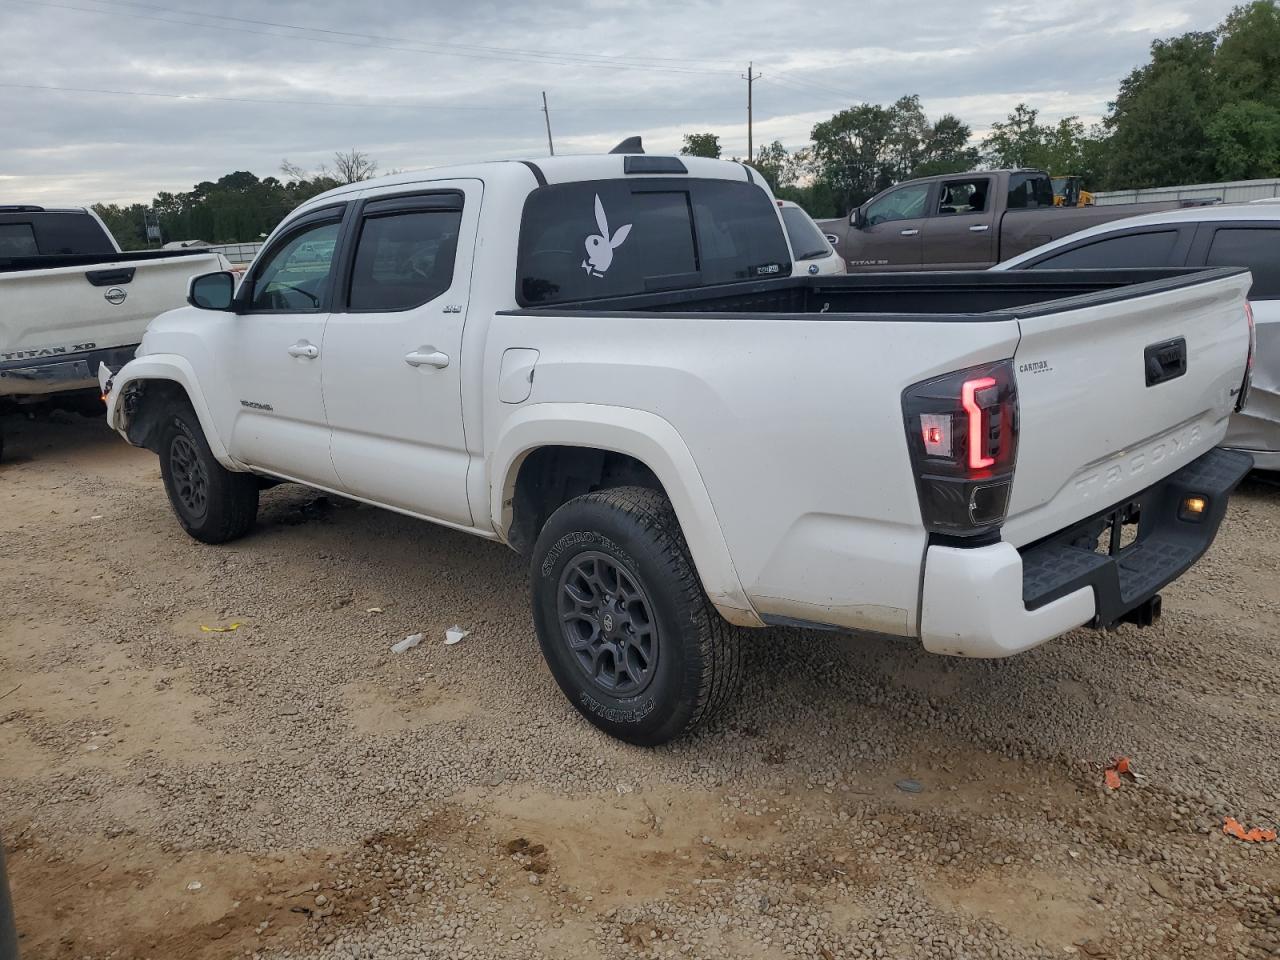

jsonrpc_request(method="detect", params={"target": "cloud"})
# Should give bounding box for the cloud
[0,0,1241,210]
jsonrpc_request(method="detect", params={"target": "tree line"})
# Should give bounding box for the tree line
[680,0,1280,216]
[93,149,380,251]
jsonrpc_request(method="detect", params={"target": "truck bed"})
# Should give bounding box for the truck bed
[512,267,1245,320]
[0,248,213,274]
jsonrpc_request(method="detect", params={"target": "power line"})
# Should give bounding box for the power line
[11,0,737,77]
[74,0,742,69]
[0,81,678,113]
[764,71,861,102]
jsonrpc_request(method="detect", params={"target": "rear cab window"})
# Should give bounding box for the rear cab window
[517,178,791,306]
[0,223,38,256]
[0,211,115,256]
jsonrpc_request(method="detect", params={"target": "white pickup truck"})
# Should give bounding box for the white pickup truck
[0,205,227,457]
[102,149,1256,745]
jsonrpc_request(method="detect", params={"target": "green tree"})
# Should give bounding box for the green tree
[1206,100,1280,178]
[751,140,796,191]
[680,132,721,158]
[1215,1,1280,104]
[981,105,1101,183]
[91,203,151,250]
[808,95,978,213]
[1102,31,1218,188]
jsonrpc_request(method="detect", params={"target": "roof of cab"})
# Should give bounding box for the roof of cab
[293,153,762,213]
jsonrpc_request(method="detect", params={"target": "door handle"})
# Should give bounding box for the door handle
[405,349,450,369]
[900,228,919,236]
[969,224,990,233]
[287,341,319,359]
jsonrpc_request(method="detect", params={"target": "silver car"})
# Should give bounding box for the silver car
[996,204,1279,470]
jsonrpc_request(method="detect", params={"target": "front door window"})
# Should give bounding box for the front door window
[248,221,341,312]
[865,183,930,226]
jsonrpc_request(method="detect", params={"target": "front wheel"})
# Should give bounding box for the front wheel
[158,404,259,544]
[530,486,741,746]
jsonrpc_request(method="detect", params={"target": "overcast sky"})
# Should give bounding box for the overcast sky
[0,0,1243,207]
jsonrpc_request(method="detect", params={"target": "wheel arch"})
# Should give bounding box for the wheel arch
[491,403,762,627]
[108,355,237,469]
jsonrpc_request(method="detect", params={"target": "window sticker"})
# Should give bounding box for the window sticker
[581,194,632,278]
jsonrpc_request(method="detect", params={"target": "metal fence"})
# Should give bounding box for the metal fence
[1094,178,1280,206]
[207,242,263,265]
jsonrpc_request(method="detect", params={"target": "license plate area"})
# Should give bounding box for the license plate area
[1072,501,1143,558]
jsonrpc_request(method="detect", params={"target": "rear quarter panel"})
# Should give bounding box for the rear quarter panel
[484,310,1020,636]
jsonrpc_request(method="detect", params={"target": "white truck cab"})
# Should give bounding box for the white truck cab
[103,147,1255,745]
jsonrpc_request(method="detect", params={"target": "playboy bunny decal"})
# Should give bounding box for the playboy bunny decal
[581,194,632,277]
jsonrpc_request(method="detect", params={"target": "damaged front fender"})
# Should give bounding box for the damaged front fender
[104,354,237,469]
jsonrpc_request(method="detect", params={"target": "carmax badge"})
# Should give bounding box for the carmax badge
[104,287,127,305]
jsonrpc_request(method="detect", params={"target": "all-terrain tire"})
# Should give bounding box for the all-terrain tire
[530,486,741,746]
[157,403,258,544]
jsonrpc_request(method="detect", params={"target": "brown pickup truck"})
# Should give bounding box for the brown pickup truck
[820,169,1197,271]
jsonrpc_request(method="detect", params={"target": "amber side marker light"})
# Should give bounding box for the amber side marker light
[1181,495,1208,520]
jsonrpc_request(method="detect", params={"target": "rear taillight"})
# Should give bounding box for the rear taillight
[902,360,1019,537]
[1238,300,1256,412]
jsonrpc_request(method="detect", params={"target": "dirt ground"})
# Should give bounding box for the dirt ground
[1,411,1278,960]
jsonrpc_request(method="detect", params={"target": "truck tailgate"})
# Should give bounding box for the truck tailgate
[1003,269,1252,547]
[0,254,220,360]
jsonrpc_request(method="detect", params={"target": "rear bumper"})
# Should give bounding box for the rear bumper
[0,344,138,398]
[920,447,1252,657]
[1228,446,1280,471]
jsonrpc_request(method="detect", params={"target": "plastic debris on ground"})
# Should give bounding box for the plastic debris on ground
[365,607,383,614]
[1103,756,1143,790]
[445,625,469,645]
[200,622,242,633]
[1222,816,1277,843]
[895,778,925,794]
[391,633,423,654]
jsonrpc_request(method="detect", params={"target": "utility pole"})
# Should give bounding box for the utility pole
[741,61,761,162]
[541,91,555,156]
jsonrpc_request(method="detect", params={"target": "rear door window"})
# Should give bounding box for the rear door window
[1027,230,1182,269]
[934,178,991,215]
[517,178,790,305]
[347,207,463,311]
[1203,227,1280,299]
[0,223,37,256]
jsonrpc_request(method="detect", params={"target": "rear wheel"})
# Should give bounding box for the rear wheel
[530,486,741,746]
[158,404,258,544]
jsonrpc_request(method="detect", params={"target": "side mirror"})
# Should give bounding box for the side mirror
[187,270,236,311]
[852,206,867,229]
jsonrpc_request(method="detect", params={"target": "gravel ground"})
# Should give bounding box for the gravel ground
[1,411,1278,960]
